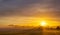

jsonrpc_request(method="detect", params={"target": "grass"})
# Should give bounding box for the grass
[0,27,60,35]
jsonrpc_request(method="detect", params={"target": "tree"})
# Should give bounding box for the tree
[56,26,60,30]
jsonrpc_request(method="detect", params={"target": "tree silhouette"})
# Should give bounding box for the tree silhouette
[56,26,60,30]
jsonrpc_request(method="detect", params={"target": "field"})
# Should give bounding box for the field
[0,27,60,35]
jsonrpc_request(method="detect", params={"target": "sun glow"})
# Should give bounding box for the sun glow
[40,21,46,26]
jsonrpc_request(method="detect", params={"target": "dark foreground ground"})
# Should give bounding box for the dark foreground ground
[0,27,60,35]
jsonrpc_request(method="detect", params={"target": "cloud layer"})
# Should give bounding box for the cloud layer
[0,0,60,18]
[0,0,60,26]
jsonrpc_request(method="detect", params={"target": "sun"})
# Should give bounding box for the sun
[40,21,46,26]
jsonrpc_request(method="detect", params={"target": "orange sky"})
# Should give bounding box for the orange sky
[0,16,60,27]
[0,0,60,27]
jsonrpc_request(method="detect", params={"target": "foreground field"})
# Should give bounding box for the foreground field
[0,27,60,35]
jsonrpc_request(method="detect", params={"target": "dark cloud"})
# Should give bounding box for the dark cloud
[0,0,60,18]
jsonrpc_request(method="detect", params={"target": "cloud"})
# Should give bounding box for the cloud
[0,0,60,26]
[0,0,60,18]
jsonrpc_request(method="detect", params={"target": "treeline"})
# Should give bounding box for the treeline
[46,26,60,30]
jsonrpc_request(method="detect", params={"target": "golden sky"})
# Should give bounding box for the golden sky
[0,0,60,27]
[0,16,60,27]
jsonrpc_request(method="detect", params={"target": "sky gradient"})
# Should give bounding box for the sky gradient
[0,0,60,27]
